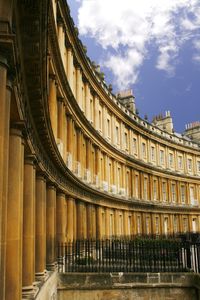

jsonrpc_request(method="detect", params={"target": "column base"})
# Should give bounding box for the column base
[46,262,57,271]
[22,285,37,299]
[35,270,48,282]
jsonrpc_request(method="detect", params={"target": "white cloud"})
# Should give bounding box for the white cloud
[77,0,200,89]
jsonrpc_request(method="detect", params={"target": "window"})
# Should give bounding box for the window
[160,150,164,165]
[133,138,137,154]
[116,126,119,144]
[144,177,148,200]
[124,132,128,150]
[187,158,192,171]
[162,182,167,201]
[174,216,178,233]
[190,186,194,203]
[99,110,102,131]
[192,218,197,233]
[178,156,183,169]
[110,214,114,236]
[164,217,168,235]
[183,218,188,233]
[137,216,141,234]
[197,161,200,172]
[108,163,112,186]
[135,175,139,198]
[142,142,146,159]
[119,214,123,235]
[117,167,121,189]
[151,146,155,162]
[90,98,93,122]
[171,183,176,202]
[180,185,185,203]
[107,118,111,138]
[153,180,157,201]
[155,217,159,234]
[169,153,173,167]
[146,217,150,234]
[128,216,131,235]
[102,212,105,237]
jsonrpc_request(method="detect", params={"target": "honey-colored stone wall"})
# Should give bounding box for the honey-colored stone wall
[58,273,200,300]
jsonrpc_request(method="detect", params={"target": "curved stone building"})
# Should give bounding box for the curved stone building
[0,0,200,299]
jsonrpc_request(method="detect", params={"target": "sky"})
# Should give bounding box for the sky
[67,0,200,133]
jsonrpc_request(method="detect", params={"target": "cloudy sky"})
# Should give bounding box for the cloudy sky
[67,0,200,133]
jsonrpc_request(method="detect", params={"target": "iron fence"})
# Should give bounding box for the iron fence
[57,233,200,273]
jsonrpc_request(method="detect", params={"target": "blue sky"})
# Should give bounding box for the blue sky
[67,0,200,133]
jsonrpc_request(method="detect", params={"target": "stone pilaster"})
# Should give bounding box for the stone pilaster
[6,126,24,300]
[56,192,67,244]
[46,185,57,271]
[22,156,36,297]
[49,75,57,140]
[35,174,46,279]
[66,197,74,241]
[0,56,11,300]
[96,206,103,239]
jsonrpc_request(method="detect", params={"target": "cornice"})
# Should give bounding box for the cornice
[48,8,200,184]
[13,0,200,212]
[58,0,200,154]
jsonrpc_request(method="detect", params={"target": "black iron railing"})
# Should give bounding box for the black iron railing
[57,234,200,273]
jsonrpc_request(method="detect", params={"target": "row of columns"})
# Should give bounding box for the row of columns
[0,122,199,299]
[0,55,12,300]
[48,78,199,203]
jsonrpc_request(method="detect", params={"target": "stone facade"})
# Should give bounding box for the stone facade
[0,0,200,299]
[58,273,200,300]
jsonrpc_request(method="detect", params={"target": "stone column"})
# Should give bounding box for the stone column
[57,97,64,157]
[67,48,74,91]
[94,95,99,130]
[85,82,90,120]
[92,206,97,239]
[95,146,100,177]
[76,201,86,239]
[76,127,82,163]
[67,114,73,154]
[86,138,91,176]
[124,211,129,236]
[102,105,106,137]
[96,206,103,239]
[57,22,66,67]
[76,67,82,107]
[6,126,24,300]
[86,204,92,239]
[22,156,36,296]
[46,185,57,270]
[35,174,46,278]
[82,203,87,239]
[0,56,11,300]
[73,201,77,241]
[49,75,57,140]
[56,193,67,244]
[76,201,83,240]
[63,105,67,162]
[105,208,110,238]
[114,210,119,236]
[66,197,74,241]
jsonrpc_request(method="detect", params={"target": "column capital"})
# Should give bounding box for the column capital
[0,54,8,68]
[56,189,65,197]
[36,171,47,182]
[24,154,37,166]
[67,196,75,202]
[74,123,81,132]
[49,73,56,81]
[46,183,57,190]
[57,96,64,103]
